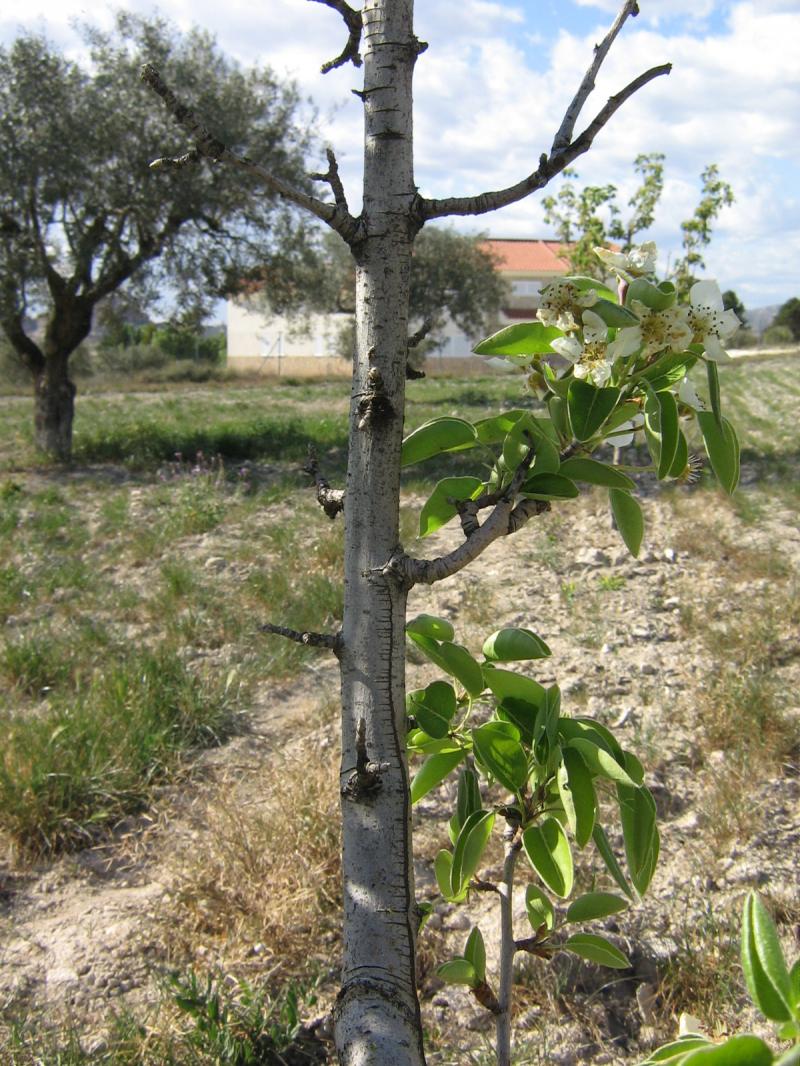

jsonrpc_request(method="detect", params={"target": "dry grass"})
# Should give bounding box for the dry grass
[169,738,342,985]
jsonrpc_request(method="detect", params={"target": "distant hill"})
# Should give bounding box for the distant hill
[746,304,779,335]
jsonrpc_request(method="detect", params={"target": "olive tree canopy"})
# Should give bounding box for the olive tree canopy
[0,12,315,459]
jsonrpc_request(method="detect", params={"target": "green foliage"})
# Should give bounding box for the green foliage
[542,156,733,294]
[0,646,239,854]
[642,892,800,1064]
[169,969,317,1064]
[408,618,660,1013]
[772,297,800,341]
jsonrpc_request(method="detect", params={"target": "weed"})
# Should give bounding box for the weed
[658,901,743,1033]
[597,575,626,592]
[0,647,241,855]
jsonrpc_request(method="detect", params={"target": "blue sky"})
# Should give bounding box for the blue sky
[2,0,799,312]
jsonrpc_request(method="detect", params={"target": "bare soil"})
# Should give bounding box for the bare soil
[1,475,799,1064]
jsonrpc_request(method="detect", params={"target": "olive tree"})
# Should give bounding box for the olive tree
[143,2,684,1062]
[0,12,313,460]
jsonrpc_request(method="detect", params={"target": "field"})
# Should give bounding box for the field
[0,357,799,1064]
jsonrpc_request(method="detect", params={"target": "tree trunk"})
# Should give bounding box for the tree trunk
[33,357,77,463]
[334,2,425,1063]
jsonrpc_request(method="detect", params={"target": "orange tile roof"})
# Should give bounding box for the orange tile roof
[479,239,570,274]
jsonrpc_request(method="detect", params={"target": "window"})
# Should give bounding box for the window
[512,280,541,296]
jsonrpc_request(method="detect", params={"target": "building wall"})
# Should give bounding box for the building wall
[226,259,564,377]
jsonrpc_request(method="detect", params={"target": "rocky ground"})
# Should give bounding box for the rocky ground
[1,466,799,1064]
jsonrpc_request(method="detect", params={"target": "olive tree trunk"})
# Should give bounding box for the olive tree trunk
[33,357,77,463]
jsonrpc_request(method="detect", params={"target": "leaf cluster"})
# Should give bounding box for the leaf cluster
[405,617,659,997]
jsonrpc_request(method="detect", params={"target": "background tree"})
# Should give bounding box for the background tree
[144,1,671,1061]
[253,225,508,366]
[771,296,800,340]
[0,13,314,461]
[542,154,732,294]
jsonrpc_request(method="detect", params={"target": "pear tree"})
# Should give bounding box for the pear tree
[143,2,745,1062]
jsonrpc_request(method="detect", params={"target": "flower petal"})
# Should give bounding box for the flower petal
[690,280,724,313]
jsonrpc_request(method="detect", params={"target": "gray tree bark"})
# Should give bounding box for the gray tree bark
[333,3,426,1062]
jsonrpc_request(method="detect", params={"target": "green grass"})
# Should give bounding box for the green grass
[0,646,239,855]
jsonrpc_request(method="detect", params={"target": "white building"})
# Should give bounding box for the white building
[226,238,570,377]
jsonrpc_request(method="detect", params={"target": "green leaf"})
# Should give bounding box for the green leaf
[635,350,697,390]
[707,360,722,427]
[435,849,455,899]
[401,417,477,467]
[474,409,528,445]
[407,680,457,739]
[568,379,621,442]
[775,1046,800,1066]
[419,477,484,537]
[520,472,579,500]
[406,614,455,642]
[452,810,495,895]
[464,927,486,983]
[609,489,644,558]
[626,277,677,311]
[668,427,689,479]
[407,729,460,755]
[408,633,485,697]
[525,884,555,931]
[560,457,635,491]
[567,737,638,787]
[678,1035,774,1065]
[789,958,800,1009]
[566,892,629,923]
[644,389,680,480]
[522,818,574,898]
[502,412,538,471]
[453,767,482,838]
[590,297,640,328]
[437,958,478,987]
[410,749,464,804]
[473,321,564,357]
[564,932,630,969]
[561,747,596,848]
[483,628,551,662]
[617,784,659,897]
[742,892,792,1022]
[558,717,624,763]
[472,721,529,792]
[592,825,634,899]
[643,1036,714,1063]
[497,698,538,748]
[534,684,562,758]
[548,395,571,441]
[483,666,546,710]
[564,275,617,303]
[697,412,740,495]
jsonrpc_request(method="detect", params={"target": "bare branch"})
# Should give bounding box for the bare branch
[417,0,670,222]
[309,0,363,74]
[140,64,362,243]
[304,447,345,520]
[260,622,342,652]
[408,318,434,349]
[310,147,350,210]
[551,0,640,154]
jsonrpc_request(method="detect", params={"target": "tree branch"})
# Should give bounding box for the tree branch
[260,621,342,652]
[389,453,550,587]
[308,0,363,74]
[310,147,350,211]
[304,447,345,520]
[417,0,670,222]
[551,0,640,154]
[140,64,362,244]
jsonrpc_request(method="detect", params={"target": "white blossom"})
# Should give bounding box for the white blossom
[688,280,740,362]
[594,241,658,278]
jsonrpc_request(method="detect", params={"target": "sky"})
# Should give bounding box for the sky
[2,0,799,313]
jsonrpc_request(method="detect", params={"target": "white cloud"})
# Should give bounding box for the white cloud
[2,0,797,306]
